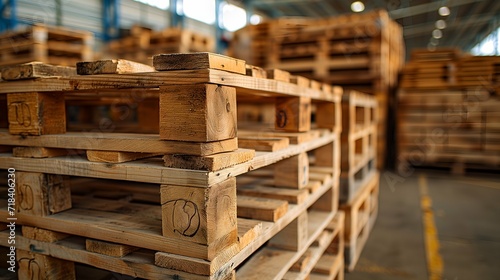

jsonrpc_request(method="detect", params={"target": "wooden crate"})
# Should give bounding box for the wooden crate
[0,24,93,67]
[340,91,377,204]
[340,171,379,272]
[0,53,343,279]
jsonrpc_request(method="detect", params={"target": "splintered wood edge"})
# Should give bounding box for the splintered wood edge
[153,52,246,75]
[76,59,155,75]
[1,62,76,81]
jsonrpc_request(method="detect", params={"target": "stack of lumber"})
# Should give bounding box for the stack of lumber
[230,9,405,169]
[398,48,500,172]
[0,24,93,67]
[0,53,346,279]
[105,25,215,65]
[340,91,379,270]
[397,88,500,173]
[401,48,500,89]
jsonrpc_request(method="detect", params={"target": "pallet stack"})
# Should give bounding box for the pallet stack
[105,25,215,65]
[339,91,379,270]
[398,48,500,173]
[0,53,346,279]
[0,24,93,67]
[230,9,405,169]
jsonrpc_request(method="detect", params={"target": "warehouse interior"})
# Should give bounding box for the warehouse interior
[0,0,499,279]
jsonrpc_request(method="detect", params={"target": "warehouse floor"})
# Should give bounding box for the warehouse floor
[347,169,500,280]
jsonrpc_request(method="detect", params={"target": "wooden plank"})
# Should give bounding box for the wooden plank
[154,243,239,276]
[238,129,320,145]
[1,62,76,80]
[85,239,139,257]
[159,84,237,142]
[0,233,225,280]
[0,131,337,187]
[289,252,312,272]
[0,69,336,102]
[237,219,263,250]
[238,137,289,152]
[163,149,255,171]
[7,92,66,135]
[237,184,309,204]
[237,196,288,222]
[22,226,69,242]
[13,147,70,158]
[153,52,246,74]
[87,150,161,163]
[76,59,155,75]
[290,75,311,88]
[0,130,238,155]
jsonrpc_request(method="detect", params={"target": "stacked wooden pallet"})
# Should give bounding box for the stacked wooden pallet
[230,9,405,169]
[340,91,379,270]
[0,53,345,279]
[397,88,500,173]
[401,48,500,89]
[0,24,93,67]
[105,25,215,65]
[398,48,500,172]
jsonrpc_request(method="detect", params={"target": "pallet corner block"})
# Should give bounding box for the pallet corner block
[159,84,237,142]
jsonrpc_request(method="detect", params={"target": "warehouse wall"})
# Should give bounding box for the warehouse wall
[13,0,215,46]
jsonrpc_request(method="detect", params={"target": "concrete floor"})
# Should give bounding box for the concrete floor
[346,170,500,280]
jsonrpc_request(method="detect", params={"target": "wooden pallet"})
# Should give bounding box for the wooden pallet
[397,88,500,172]
[340,171,379,272]
[0,24,93,67]
[340,91,377,203]
[106,26,215,65]
[0,52,342,279]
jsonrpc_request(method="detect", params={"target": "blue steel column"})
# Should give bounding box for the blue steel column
[245,0,254,25]
[215,0,224,54]
[102,0,120,41]
[0,0,17,32]
[169,0,184,28]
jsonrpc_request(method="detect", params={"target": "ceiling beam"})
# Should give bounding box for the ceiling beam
[389,0,483,19]
[403,13,498,37]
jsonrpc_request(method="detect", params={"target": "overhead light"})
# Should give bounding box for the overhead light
[430,37,439,45]
[435,19,446,29]
[250,14,262,25]
[432,29,443,39]
[438,6,450,16]
[351,1,365,13]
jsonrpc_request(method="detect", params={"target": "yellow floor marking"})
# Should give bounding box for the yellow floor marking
[419,174,443,280]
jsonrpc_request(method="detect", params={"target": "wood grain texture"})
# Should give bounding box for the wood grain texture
[153,53,246,74]
[160,177,237,246]
[160,84,237,142]
[238,137,289,152]
[1,62,76,80]
[237,196,288,222]
[0,130,237,155]
[22,226,69,242]
[77,59,155,75]
[274,152,309,189]
[17,250,76,280]
[276,97,311,132]
[85,239,138,257]
[267,69,291,82]
[269,211,308,251]
[87,150,160,163]
[13,147,70,158]
[16,172,71,216]
[7,92,66,135]
[245,65,267,78]
[163,149,254,171]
